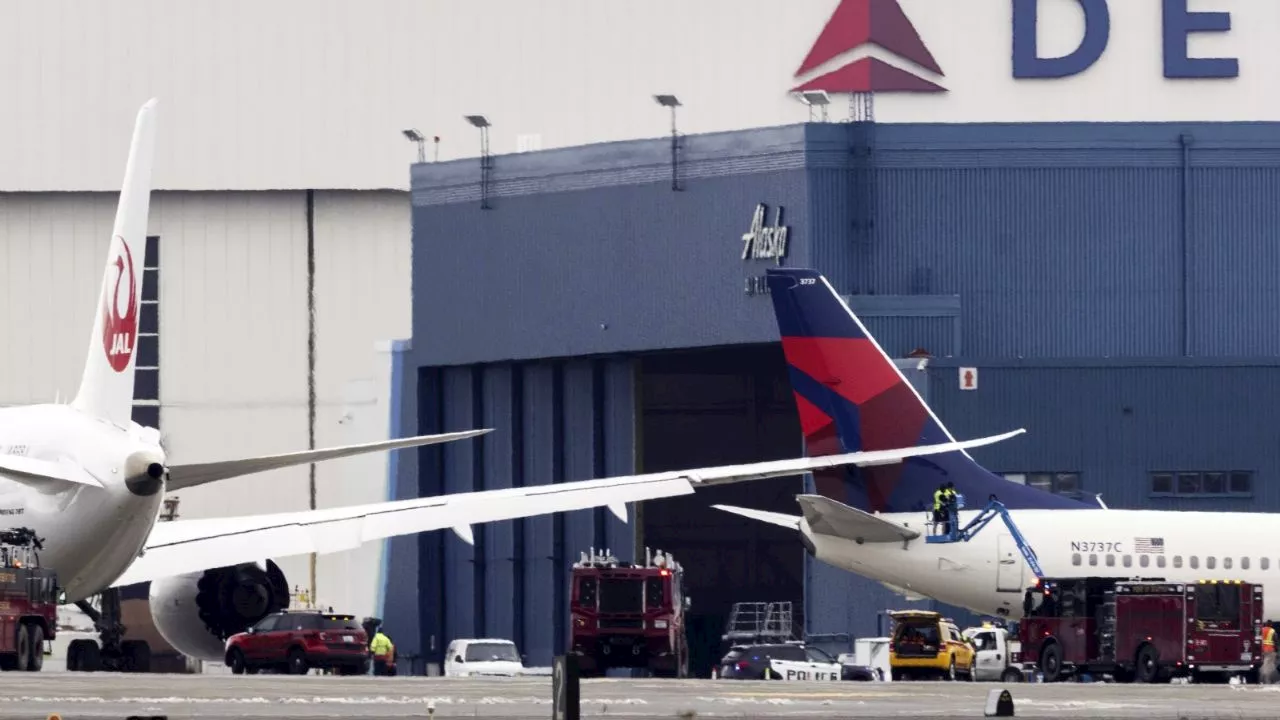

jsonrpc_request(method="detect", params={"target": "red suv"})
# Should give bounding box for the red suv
[225,609,369,675]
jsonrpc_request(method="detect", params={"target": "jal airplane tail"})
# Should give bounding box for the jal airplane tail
[762,267,1088,514]
[56,98,493,492]
[71,98,157,428]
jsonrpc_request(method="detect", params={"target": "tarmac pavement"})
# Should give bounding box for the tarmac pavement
[0,673,1278,719]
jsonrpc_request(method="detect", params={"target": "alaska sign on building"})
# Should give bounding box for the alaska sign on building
[742,203,789,296]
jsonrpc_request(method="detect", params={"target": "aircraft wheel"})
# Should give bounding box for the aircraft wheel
[121,640,151,673]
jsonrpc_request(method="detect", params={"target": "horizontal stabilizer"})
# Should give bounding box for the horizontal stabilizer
[166,429,493,490]
[796,494,919,543]
[712,505,800,530]
[0,454,104,489]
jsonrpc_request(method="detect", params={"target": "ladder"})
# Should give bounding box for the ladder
[1098,589,1117,662]
[924,499,1046,580]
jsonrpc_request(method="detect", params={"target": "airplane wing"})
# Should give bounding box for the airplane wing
[164,429,492,491]
[110,429,1023,586]
[0,454,105,489]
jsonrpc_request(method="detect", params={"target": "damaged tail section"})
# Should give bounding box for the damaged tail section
[763,267,1086,514]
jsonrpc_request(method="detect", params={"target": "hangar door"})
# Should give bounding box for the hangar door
[637,344,804,678]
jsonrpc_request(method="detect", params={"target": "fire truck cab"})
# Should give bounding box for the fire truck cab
[0,528,58,673]
[1015,577,1263,684]
[568,547,690,678]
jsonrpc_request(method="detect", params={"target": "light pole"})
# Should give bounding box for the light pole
[402,128,426,163]
[465,115,493,209]
[654,95,681,191]
[794,90,831,122]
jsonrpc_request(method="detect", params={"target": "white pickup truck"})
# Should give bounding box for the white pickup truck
[962,625,1025,683]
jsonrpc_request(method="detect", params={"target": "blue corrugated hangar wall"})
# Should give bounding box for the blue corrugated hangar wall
[383,119,1280,671]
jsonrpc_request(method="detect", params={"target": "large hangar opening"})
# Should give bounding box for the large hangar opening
[637,344,803,678]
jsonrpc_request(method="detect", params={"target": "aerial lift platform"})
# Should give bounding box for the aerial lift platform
[925,496,1046,581]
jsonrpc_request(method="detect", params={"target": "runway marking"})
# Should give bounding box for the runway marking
[0,695,654,706]
[713,692,878,699]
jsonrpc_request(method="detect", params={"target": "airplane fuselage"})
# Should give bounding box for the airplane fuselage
[806,508,1280,621]
[0,403,164,602]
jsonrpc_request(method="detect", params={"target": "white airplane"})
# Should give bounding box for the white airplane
[717,267,1280,633]
[0,99,1022,673]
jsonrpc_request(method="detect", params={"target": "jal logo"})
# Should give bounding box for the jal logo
[792,0,945,95]
[101,236,138,373]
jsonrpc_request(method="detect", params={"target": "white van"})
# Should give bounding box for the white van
[444,638,525,677]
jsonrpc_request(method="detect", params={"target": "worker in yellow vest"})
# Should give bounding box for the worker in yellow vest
[1262,622,1276,684]
[932,485,946,535]
[369,627,395,676]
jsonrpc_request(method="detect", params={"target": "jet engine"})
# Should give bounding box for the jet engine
[149,560,290,662]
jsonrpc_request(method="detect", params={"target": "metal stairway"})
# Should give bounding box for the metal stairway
[1098,590,1117,662]
[721,602,800,644]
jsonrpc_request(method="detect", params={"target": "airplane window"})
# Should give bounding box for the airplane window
[1089,554,1098,566]
[1190,556,1199,569]
[1242,557,1249,570]
[1123,555,1132,568]
[1207,557,1216,570]
[1173,556,1182,568]
[1139,555,1150,568]
[1105,554,1115,567]
[1072,553,1081,566]
[1224,557,1233,570]
[1263,558,1270,571]
[1158,556,1166,568]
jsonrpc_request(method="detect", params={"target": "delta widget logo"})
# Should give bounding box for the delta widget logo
[101,236,138,373]
[792,0,946,94]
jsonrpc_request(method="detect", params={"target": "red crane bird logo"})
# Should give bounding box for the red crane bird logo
[101,236,138,373]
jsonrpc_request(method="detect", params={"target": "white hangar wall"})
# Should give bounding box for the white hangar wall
[5,0,1279,193]
[0,189,411,617]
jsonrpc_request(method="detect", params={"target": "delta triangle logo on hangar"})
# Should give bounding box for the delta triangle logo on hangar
[792,0,946,94]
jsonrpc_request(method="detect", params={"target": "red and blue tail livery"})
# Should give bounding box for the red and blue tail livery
[765,268,1087,514]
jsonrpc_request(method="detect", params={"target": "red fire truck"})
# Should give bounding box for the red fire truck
[568,547,690,678]
[1014,577,1263,683]
[0,528,59,672]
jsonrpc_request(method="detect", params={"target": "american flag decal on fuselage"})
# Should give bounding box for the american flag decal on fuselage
[1134,537,1165,554]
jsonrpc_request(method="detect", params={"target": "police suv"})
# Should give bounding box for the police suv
[717,641,876,682]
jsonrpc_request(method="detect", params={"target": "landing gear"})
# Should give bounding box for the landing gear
[69,589,151,673]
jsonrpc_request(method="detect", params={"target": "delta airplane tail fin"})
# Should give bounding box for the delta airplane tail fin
[71,98,158,428]
[764,268,1087,514]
